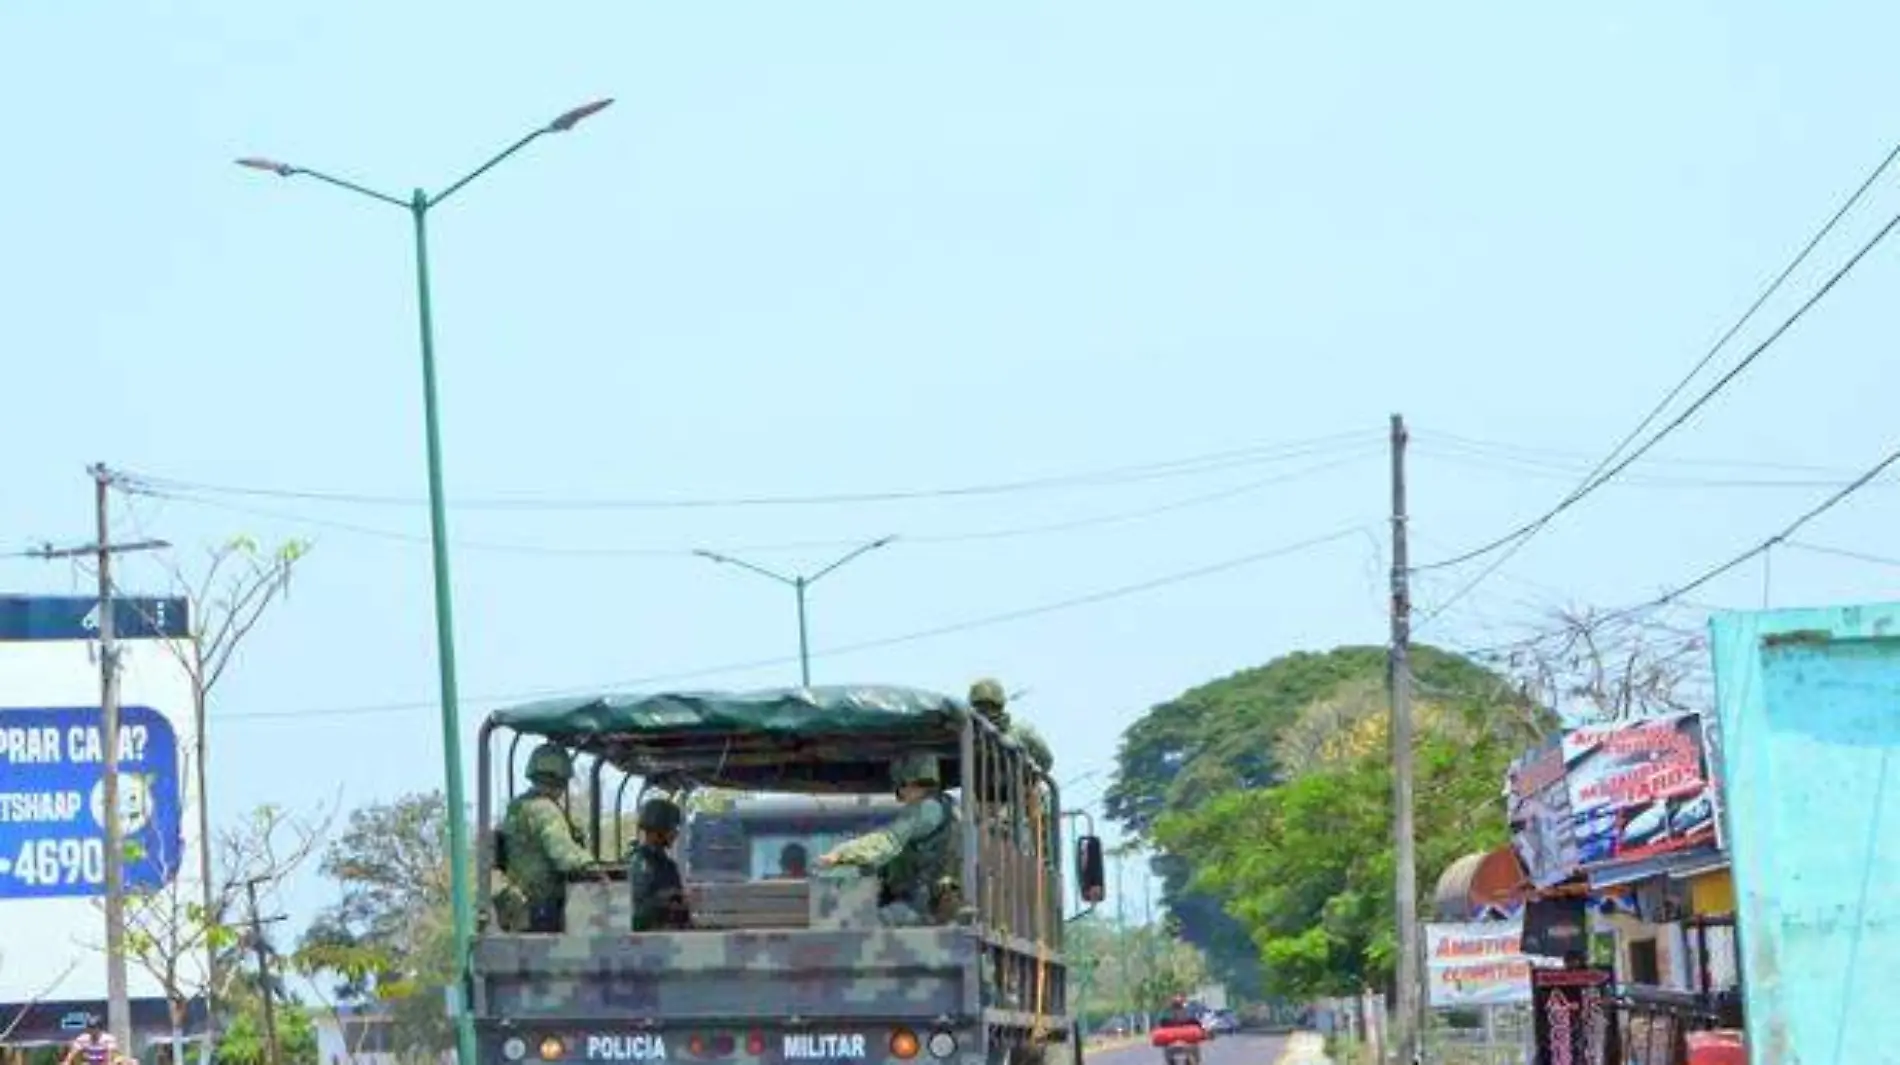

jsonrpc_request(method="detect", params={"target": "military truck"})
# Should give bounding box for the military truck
[474,684,1107,1065]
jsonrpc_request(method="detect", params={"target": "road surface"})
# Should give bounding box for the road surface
[1088,1032,1295,1065]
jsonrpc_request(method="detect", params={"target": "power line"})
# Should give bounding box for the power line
[115,428,1380,513]
[1454,439,1900,659]
[1415,205,1900,630]
[1784,539,1900,570]
[215,523,1372,722]
[1414,428,1868,476]
[1415,139,1900,588]
[1412,437,1889,489]
[122,447,1379,559]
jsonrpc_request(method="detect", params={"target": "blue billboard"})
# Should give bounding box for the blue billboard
[0,705,184,899]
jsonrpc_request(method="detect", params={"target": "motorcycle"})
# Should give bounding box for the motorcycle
[1150,1019,1205,1065]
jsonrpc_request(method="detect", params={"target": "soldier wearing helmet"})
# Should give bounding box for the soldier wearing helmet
[628,796,691,931]
[969,677,1053,773]
[815,752,961,925]
[497,743,601,932]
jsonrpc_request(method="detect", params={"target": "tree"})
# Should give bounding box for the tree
[1063,914,1211,1024]
[1479,606,1707,725]
[1154,731,1515,999]
[1102,645,1539,995]
[299,793,455,1062]
[108,804,328,1065]
[126,534,310,1065]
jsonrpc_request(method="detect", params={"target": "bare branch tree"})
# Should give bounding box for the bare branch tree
[91,799,332,1065]
[1478,606,1709,725]
[118,534,311,1065]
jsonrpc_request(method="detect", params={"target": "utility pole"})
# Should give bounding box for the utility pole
[1388,414,1421,1065]
[1115,851,1131,1026]
[32,465,168,1054]
[243,877,287,1065]
[1142,868,1160,1002]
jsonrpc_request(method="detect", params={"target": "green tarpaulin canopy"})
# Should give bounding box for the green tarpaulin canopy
[485,685,973,792]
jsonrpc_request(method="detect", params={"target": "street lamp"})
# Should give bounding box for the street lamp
[236,97,612,1065]
[693,535,896,687]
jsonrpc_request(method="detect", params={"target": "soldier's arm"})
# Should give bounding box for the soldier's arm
[824,800,947,867]
[527,800,597,874]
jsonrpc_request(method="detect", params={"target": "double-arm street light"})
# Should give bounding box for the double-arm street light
[693,536,897,687]
[236,97,613,1065]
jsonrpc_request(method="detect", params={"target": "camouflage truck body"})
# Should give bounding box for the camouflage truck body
[474,879,982,1065]
[473,686,1099,1065]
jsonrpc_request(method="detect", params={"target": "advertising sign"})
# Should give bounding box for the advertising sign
[1506,738,1579,888]
[0,597,197,1011]
[1530,968,1619,1065]
[1563,711,1718,868]
[0,705,185,898]
[1426,920,1532,1007]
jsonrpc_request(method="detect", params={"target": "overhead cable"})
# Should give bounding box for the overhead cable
[216,524,1372,722]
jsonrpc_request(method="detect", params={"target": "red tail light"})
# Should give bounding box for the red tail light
[746,1032,766,1056]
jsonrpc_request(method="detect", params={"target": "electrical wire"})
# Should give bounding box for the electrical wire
[1412,439,1889,490]
[1784,540,1900,570]
[1453,439,1900,659]
[1414,428,1868,477]
[1414,138,1900,586]
[1414,202,1900,628]
[113,428,1381,513]
[215,523,1372,722]
[122,446,1380,559]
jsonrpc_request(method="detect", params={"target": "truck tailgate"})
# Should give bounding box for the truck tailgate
[473,927,975,1020]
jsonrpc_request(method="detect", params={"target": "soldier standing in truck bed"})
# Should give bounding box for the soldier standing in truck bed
[498,744,602,932]
[815,753,959,924]
[629,796,692,931]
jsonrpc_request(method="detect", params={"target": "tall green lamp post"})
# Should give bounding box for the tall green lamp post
[236,97,613,1065]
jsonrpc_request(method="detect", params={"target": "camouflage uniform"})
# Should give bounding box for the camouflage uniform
[498,744,595,932]
[970,678,1053,772]
[821,753,959,925]
[628,797,691,931]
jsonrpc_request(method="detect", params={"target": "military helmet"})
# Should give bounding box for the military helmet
[969,677,1006,708]
[525,743,573,785]
[891,752,942,789]
[637,797,683,833]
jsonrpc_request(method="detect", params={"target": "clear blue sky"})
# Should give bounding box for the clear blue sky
[5,3,1899,930]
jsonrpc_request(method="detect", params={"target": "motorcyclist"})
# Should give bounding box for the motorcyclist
[1157,994,1198,1029]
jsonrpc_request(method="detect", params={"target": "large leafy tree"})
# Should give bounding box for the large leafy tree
[298,793,455,1061]
[1104,644,1540,996]
[1154,732,1515,998]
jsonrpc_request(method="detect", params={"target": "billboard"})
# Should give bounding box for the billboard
[1562,710,1719,868]
[1425,920,1533,1007]
[0,595,197,1011]
[1504,738,1578,888]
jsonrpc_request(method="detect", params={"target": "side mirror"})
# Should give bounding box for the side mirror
[1076,835,1106,904]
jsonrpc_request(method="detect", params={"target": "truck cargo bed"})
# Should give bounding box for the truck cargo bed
[472,927,975,1021]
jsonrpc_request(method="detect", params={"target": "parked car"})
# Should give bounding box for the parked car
[1201,1009,1240,1035]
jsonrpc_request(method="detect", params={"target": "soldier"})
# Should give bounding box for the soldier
[814,753,959,924]
[498,743,602,932]
[970,678,1053,773]
[628,796,692,931]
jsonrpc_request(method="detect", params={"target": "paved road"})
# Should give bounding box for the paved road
[1088,1033,1293,1065]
